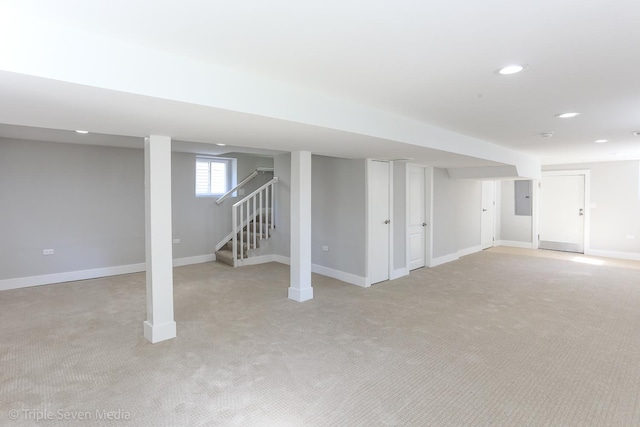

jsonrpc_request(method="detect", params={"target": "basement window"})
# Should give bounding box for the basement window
[195,157,236,197]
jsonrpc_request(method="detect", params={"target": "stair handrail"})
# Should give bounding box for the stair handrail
[216,167,274,205]
[231,176,278,267]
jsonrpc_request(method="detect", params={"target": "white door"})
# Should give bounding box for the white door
[539,175,585,253]
[408,165,426,270]
[368,160,390,285]
[481,181,495,250]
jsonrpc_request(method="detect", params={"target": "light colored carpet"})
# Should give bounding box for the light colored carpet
[2,249,640,426]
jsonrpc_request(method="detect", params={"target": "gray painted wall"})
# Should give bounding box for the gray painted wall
[273,153,291,258]
[498,180,533,243]
[544,161,640,254]
[432,168,482,258]
[457,178,482,251]
[0,138,145,280]
[311,155,366,277]
[0,138,274,281]
[393,162,407,271]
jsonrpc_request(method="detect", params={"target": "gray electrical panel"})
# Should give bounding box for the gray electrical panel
[514,180,532,216]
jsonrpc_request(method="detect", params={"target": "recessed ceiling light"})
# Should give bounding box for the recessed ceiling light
[594,139,608,143]
[215,143,226,146]
[555,112,580,119]
[540,132,554,138]
[75,130,89,134]
[632,131,640,137]
[497,64,528,75]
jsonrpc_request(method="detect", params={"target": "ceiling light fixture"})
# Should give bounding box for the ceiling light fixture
[215,143,226,146]
[497,64,528,75]
[75,130,89,134]
[540,132,554,138]
[632,131,640,137]
[594,139,608,143]
[555,112,580,119]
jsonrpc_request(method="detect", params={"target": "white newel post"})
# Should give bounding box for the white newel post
[288,151,313,302]
[143,135,177,343]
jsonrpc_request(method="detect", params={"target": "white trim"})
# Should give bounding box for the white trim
[390,267,409,280]
[496,240,535,249]
[458,245,483,257]
[585,249,640,262]
[312,264,367,287]
[288,286,313,302]
[273,254,291,265]
[237,254,276,266]
[430,253,459,267]
[143,320,177,344]
[430,245,484,267]
[173,254,215,267]
[388,161,395,281]
[0,263,146,291]
[0,254,218,291]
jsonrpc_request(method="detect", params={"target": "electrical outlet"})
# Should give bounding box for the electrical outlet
[172,238,181,244]
[43,249,54,255]
[322,246,329,252]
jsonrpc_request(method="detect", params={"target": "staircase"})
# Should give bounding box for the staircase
[215,177,277,267]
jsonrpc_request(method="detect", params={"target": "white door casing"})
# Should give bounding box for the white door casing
[408,165,426,270]
[481,181,496,250]
[538,173,586,253]
[367,160,391,285]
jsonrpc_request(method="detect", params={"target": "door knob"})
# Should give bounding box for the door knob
[579,208,584,216]
[422,222,427,227]
[482,208,488,212]
[384,220,390,224]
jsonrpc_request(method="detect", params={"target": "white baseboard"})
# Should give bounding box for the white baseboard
[311,263,367,287]
[430,253,459,267]
[497,240,534,249]
[0,263,146,291]
[270,255,367,287]
[430,245,484,267]
[238,254,276,266]
[0,254,217,291]
[173,254,215,267]
[585,249,640,261]
[272,254,290,265]
[458,245,482,258]
[390,268,409,280]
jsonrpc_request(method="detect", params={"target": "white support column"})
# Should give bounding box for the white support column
[143,135,176,343]
[288,151,313,302]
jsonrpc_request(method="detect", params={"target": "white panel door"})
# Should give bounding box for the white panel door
[481,181,495,250]
[539,175,585,253]
[408,165,426,270]
[368,160,390,285]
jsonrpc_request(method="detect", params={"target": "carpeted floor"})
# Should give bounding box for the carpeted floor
[2,248,640,426]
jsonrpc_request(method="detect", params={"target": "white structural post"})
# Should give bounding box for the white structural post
[143,135,176,343]
[288,151,313,302]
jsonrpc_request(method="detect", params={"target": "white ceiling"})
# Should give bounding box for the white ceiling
[2,0,640,166]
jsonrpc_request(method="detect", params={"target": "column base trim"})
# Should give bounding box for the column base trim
[288,286,313,302]
[143,320,176,343]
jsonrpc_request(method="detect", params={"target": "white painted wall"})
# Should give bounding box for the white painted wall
[498,180,533,245]
[0,137,273,283]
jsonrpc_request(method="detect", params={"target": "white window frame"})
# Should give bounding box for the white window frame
[195,156,237,198]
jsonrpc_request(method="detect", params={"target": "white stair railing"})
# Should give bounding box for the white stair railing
[216,167,274,205]
[231,177,278,267]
